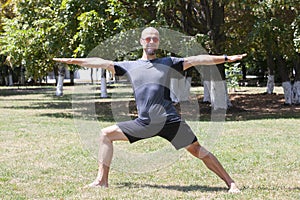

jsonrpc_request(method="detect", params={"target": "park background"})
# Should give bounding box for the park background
[0,0,299,199]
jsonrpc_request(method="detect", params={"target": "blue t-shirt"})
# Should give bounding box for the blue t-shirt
[114,57,184,125]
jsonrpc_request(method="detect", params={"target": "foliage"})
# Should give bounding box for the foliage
[155,0,227,54]
[225,62,243,90]
[293,15,300,53]
[225,0,300,79]
[1,0,60,81]
[0,0,158,83]
[0,0,300,84]
[0,0,16,31]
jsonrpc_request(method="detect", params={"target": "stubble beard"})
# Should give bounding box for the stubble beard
[145,48,157,56]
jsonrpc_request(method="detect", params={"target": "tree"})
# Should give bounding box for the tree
[55,0,140,96]
[1,0,118,93]
[225,0,300,104]
[155,0,232,108]
[1,0,61,85]
[76,0,241,108]
[0,0,16,86]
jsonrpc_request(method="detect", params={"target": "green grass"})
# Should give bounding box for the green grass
[0,86,299,199]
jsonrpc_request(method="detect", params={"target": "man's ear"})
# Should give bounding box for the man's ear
[140,38,144,46]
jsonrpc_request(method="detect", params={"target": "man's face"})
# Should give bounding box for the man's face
[140,29,160,55]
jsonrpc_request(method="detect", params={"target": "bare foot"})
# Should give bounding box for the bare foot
[228,183,241,193]
[83,180,108,189]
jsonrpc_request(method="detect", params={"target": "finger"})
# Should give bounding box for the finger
[53,58,64,62]
[53,58,70,63]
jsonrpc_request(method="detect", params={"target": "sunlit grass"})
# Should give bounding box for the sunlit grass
[0,86,299,199]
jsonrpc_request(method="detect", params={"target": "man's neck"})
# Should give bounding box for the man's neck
[141,53,156,60]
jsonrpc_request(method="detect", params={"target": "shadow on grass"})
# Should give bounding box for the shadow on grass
[3,101,73,110]
[0,87,54,97]
[71,98,300,122]
[4,96,300,122]
[1,87,299,121]
[40,112,74,119]
[116,182,227,192]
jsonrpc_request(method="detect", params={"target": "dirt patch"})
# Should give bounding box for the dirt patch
[226,93,299,120]
[92,92,300,122]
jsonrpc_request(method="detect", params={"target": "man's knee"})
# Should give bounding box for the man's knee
[99,125,128,142]
[101,127,112,135]
[100,127,114,143]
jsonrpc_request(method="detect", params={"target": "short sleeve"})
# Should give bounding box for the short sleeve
[170,57,184,72]
[114,61,127,76]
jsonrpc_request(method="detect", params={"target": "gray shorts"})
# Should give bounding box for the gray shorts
[117,120,198,150]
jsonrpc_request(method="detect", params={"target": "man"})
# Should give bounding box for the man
[54,27,246,193]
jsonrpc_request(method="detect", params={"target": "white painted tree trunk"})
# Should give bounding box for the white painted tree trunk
[210,80,231,110]
[56,75,64,96]
[100,68,108,98]
[8,74,13,86]
[203,81,211,103]
[282,81,292,104]
[170,77,191,102]
[56,67,65,96]
[292,81,300,104]
[183,77,192,101]
[266,75,275,94]
[203,80,231,109]
[225,82,232,107]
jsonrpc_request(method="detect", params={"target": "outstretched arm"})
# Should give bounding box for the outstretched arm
[183,54,247,70]
[53,57,115,73]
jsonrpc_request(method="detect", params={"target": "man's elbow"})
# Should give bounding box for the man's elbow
[183,59,194,70]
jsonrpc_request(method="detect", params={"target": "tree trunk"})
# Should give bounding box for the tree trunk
[210,80,231,110]
[292,81,300,104]
[70,70,74,86]
[282,81,292,104]
[56,66,65,97]
[277,55,292,104]
[8,75,13,86]
[4,76,8,86]
[170,76,191,103]
[201,66,212,103]
[266,52,276,94]
[241,63,247,80]
[210,1,230,109]
[266,75,275,94]
[294,53,300,81]
[0,74,3,86]
[100,68,108,98]
[203,80,211,103]
[90,68,94,84]
[20,66,25,85]
[53,65,58,85]
[8,69,13,86]
[292,53,300,104]
[202,66,230,109]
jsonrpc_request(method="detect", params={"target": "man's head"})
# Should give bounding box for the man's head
[140,27,160,56]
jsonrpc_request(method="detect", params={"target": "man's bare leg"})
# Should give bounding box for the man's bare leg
[185,141,240,193]
[85,125,128,188]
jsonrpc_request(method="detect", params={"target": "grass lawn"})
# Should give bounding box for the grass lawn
[0,85,299,200]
